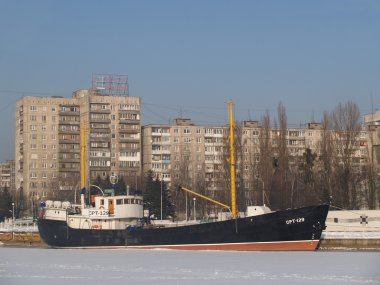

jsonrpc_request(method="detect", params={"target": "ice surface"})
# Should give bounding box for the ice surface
[0,248,379,285]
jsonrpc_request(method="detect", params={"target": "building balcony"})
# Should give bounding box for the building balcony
[58,130,80,136]
[90,128,111,133]
[119,128,139,134]
[89,165,111,170]
[59,159,80,164]
[89,118,111,124]
[58,110,80,116]
[119,119,139,124]
[58,139,80,144]
[90,109,111,114]
[58,147,80,153]
[119,146,141,152]
[90,136,111,142]
[58,167,80,172]
[58,120,80,126]
[119,138,140,143]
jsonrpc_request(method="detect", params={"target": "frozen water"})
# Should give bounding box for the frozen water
[0,247,379,285]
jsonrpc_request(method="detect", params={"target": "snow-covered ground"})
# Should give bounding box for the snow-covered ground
[0,248,379,285]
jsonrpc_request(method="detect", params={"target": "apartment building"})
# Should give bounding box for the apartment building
[142,119,371,194]
[142,119,227,192]
[0,160,15,194]
[15,90,141,207]
[364,110,380,167]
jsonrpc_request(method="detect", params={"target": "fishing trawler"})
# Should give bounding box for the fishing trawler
[37,100,329,251]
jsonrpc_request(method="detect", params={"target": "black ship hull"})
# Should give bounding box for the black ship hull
[37,204,329,251]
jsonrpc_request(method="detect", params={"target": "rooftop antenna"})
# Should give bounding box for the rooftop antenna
[248,109,252,120]
[371,91,374,122]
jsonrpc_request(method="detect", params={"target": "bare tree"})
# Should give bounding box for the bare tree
[330,101,361,209]
[269,102,290,209]
[258,111,273,207]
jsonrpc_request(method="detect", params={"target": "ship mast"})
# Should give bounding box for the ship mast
[80,121,87,208]
[228,100,237,219]
[80,122,86,190]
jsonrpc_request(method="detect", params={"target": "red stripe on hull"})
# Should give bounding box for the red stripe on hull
[127,240,320,251]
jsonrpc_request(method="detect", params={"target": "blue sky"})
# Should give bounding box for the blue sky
[0,0,379,161]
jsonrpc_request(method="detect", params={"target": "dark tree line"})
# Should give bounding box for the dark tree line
[0,187,12,221]
[143,170,175,219]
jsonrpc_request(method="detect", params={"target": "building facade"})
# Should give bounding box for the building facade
[0,160,15,194]
[142,119,227,191]
[142,118,375,211]
[364,110,380,167]
[15,90,141,211]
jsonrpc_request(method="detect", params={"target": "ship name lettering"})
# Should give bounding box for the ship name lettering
[286,217,305,225]
[89,210,109,216]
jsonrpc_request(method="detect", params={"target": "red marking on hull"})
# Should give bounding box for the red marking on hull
[126,240,320,251]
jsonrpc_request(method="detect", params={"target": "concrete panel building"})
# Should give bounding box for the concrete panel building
[0,160,15,193]
[15,89,141,212]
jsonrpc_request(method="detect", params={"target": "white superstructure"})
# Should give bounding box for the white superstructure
[41,194,144,230]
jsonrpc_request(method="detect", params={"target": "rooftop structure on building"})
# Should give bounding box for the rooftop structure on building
[91,74,129,96]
